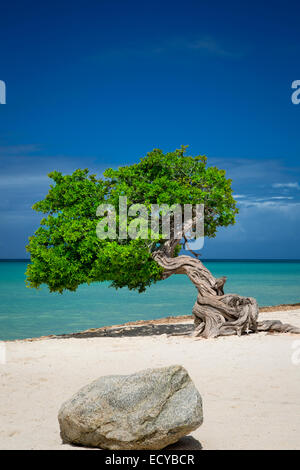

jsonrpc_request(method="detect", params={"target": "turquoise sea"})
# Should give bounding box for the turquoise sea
[0,260,300,341]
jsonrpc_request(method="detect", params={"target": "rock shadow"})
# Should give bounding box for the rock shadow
[164,435,202,450]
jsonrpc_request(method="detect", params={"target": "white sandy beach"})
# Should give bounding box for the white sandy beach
[1,309,300,450]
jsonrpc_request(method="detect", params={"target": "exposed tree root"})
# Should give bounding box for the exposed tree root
[152,248,300,338]
[256,320,300,334]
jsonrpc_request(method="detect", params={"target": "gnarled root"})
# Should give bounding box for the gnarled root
[192,295,300,338]
[257,320,300,334]
[152,250,300,338]
[192,294,259,338]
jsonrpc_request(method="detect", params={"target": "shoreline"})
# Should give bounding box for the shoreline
[2,306,300,450]
[6,301,300,343]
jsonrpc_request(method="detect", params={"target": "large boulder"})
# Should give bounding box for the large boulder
[58,365,203,450]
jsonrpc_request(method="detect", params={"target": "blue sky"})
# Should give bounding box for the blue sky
[0,0,300,258]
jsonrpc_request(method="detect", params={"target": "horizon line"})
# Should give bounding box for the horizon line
[1,258,300,262]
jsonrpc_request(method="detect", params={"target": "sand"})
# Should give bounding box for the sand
[0,309,300,450]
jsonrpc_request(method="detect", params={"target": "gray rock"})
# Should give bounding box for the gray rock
[58,365,203,450]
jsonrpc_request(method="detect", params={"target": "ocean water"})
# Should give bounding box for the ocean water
[0,260,300,341]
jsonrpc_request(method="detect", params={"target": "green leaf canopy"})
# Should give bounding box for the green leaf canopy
[26,147,238,293]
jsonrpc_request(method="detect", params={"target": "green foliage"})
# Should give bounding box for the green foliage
[26,147,238,293]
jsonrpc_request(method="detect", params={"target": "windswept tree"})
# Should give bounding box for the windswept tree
[26,147,300,337]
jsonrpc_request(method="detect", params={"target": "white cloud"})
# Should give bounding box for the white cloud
[236,196,299,211]
[0,175,49,187]
[0,144,40,156]
[270,196,294,200]
[186,37,242,58]
[272,182,300,190]
[90,35,244,64]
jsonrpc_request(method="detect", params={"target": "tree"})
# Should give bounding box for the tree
[26,147,300,337]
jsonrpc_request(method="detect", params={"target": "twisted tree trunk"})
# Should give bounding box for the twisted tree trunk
[152,239,300,338]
